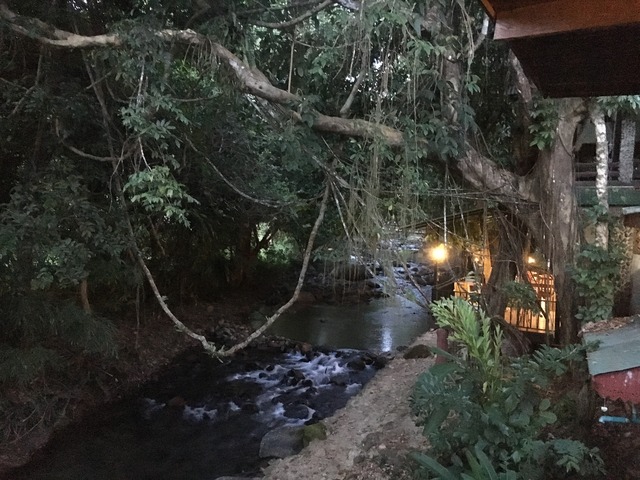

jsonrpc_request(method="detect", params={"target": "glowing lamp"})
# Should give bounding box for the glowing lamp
[431,244,448,263]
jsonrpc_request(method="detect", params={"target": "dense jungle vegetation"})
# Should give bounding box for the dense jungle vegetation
[2,0,639,475]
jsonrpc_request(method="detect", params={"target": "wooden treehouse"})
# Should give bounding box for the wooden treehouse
[479,0,640,98]
[421,209,557,339]
[453,254,556,339]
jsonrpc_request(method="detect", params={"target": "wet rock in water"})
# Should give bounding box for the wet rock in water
[347,358,367,371]
[372,354,392,368]
[284,403,311,420]
[259,426,304,458]
[297,342,313,354]
[330,372,350,386]
[294,291,316,305]
[287,368,306,384]
[402,344,431,359]
[365,279,382,289]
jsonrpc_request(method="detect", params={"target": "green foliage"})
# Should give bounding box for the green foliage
[0,346,63,386]
[0,162,121,385]
[124,165,199,227]
[412,299,603,479]
[596,95,640,117]
[529,97,559,150]
[430,297,503,396]
[413,446,518,480]
[501,281,541,315]
[0,161,128,293]
[572,244,622,323]
[0,295,117,385]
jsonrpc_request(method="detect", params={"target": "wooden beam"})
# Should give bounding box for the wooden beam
[494,0,640,40]
[479,0,496,18]
[508,24,640,97]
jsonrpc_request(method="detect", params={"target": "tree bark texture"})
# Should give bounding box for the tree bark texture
[534,100,585,343]
[485,213,529,319]
[590,106,609,249]
[619,117,636,184]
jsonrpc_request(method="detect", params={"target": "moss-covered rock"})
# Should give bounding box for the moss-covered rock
[302,422,327,447]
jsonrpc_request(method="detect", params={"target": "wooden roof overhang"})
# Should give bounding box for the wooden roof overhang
[480,0,640,97]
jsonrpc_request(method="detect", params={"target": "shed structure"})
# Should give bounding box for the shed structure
[479,0,640,97]
[583,317,640,405]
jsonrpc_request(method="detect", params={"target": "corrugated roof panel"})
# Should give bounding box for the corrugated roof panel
[583,317,640,376]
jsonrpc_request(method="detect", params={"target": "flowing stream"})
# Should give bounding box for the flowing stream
[9,285,434,480]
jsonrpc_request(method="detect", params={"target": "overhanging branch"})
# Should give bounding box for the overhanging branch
[0,3,526,204]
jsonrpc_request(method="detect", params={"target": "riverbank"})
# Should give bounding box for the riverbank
[0,296,261,475]
[262,330,436,480]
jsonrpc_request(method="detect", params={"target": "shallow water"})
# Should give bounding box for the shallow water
[9,282,434,480]
[8,348,381,480]
[268,295,433,351]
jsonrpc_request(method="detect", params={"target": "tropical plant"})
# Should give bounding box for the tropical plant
[411,298,604,479]
[572,243,623,323]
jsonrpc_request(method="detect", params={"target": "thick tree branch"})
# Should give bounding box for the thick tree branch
[0,4,403,146]
[1,3,526,207]
[252,0,335,29]
[459,145,538,204]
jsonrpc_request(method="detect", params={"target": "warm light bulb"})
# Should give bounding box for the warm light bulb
[527,256,536,264]
[431,244,447,263]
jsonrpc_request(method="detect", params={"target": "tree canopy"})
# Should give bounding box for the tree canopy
[1,0,624,376]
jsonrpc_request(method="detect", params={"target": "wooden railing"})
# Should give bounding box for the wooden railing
[454,268,556,336]
[575,160,640,183]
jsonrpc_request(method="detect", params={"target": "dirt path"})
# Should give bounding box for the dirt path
[262,331,437,480]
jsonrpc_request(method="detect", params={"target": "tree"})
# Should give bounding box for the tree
[0,0,606,348]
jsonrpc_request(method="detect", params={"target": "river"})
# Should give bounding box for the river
[7,290,433,480]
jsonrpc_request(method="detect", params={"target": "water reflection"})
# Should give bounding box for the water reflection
[268,295,433,352]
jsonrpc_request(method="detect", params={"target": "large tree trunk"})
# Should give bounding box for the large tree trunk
[485,212,528,318]
[534,100,585,344]
[456,99,586,344]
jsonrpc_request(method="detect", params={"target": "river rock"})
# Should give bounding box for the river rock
[284,403,311,420]
[259,426,304,458]
[402,344,431,359]
[167,396,186,408]
[347,358,367,371]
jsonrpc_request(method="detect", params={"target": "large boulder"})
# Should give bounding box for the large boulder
[259,426,304,459]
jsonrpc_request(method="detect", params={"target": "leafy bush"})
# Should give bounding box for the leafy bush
[572,244,622,323]
[411,298,604,479]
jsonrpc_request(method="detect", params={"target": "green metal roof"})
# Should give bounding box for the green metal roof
[583,316,640,376]
[575,186,640,207]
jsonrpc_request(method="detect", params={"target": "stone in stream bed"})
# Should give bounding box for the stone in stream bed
[259,426,305,458]
[402,344,431,359]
